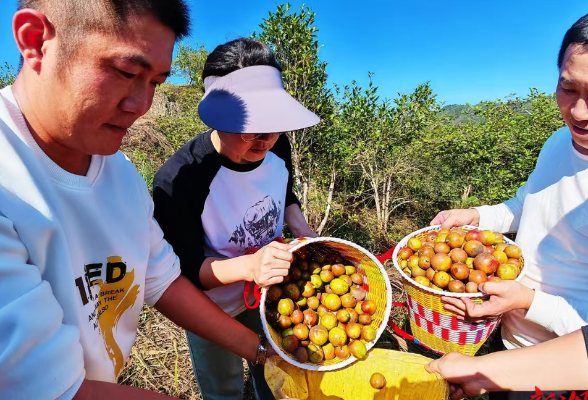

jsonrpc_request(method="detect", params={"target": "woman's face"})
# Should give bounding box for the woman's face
[215,131,281,163]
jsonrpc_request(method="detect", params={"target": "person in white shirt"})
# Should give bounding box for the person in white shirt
[430,12,588,400]
[0,1,280,399]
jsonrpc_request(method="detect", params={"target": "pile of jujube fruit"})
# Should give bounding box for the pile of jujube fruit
[265,248,378,364]
[397,227,523,293]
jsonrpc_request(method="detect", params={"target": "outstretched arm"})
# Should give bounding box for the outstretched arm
[74,380,176,400]
[154,275,262,362]
[426,327,588,399]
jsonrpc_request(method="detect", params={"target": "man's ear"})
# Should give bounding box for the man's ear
[13,9,56,73]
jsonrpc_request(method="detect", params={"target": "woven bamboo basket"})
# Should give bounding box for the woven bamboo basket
[391,225,526,355]
[260,237,393,371]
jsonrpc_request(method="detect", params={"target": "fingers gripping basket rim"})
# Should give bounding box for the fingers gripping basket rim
[260,237,393,371]
[391,225,527,298]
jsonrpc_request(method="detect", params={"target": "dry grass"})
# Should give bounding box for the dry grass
[117,306,201,399]
[122,118,175,158]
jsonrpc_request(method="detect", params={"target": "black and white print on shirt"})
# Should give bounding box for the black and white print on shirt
[230,195,282,250]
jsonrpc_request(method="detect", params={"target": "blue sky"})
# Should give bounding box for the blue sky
[0,1,586,105]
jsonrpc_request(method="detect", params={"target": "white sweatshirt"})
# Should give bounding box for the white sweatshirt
[475,126,588,349]
[0,86,180,399]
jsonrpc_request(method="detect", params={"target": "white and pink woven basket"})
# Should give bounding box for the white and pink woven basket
[391,225,526,355]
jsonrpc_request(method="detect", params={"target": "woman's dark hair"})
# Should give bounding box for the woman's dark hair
[202,38,282,80]
[558,13,588,69]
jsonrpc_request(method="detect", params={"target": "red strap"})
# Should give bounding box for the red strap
[244,281,262,309]
[376,245,396,263]
[243,237,287,310]
[387,319,415,341]
[244,248,259,255]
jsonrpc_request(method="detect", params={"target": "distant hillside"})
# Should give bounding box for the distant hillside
[441,104,482,124]
[441,98,542,125]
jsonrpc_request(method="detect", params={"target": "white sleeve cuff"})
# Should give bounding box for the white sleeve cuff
[525,290,558,331]
[144,257,181,306]
[526,290,587,336]
[474,203,517,233]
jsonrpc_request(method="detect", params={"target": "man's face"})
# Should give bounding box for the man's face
[39,14,175,156]
[556,43,588,152]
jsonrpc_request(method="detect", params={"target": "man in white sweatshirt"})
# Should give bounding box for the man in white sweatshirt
[431,13,588,400]
[0,1,291,399]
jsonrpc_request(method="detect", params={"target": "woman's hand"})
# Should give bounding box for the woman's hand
[425,352,491,400]
[442,281,535,322]
[248,241,294,287]
[430,209,480,230]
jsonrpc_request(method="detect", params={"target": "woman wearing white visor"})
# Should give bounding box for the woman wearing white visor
[153,38,319,400]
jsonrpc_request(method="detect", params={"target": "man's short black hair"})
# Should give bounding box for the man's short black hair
[18,0,190,39]
[558,13,588,69]
[17,0,189,67]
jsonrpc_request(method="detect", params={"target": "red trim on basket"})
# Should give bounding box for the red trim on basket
[243,246,262,310]
[405,295,412,309]
[451,316,458,331]
[459,331,467,345]
[426,319,434,334]
[387,319,446,356]
[486,324,496,338]
[244,281,262,309]
[418,303,425,318]
[387,319,414,341]
[441,328,449,341]
[433,310,440,326]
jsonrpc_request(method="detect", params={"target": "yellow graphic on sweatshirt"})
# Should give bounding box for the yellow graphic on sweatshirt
[96,256,140,377]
